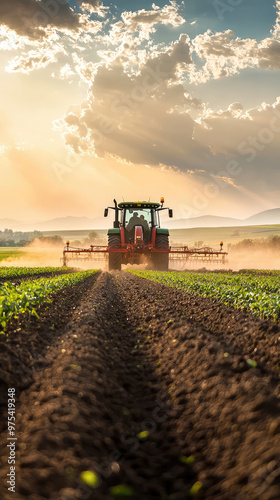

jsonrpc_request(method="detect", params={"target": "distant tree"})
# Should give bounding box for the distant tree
[3,229,13,239]
[83,231,98,245]
[37,235,64,246]
[72,240,82,247]
[230,236,280,251]
[17,239,29,247]
[0,229,43,243]
[269,235,280,248]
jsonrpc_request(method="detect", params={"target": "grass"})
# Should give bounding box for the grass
[0,248,27,262]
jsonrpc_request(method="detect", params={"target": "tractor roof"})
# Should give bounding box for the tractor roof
[118,202,160,209]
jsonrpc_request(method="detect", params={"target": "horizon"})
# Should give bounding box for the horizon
[0,1,280,221]
[1,206,280,233]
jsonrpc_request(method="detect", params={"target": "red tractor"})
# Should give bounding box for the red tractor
[104,198,172,271]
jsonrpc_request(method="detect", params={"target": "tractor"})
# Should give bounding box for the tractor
[62,198,228,269]
[104,198,172,271]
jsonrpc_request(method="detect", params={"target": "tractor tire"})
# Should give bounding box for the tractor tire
[108,234,122,271]
[152,234,169,271]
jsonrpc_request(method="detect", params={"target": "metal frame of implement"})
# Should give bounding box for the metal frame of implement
[62,242,228,267]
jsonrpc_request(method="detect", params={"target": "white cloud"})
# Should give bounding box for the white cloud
[0,25,29,51]
[271,0,280,38]
[190,25,280,83]
[121,2,185,30]
[98,1,185,51]
[58,63,75,79]
[6,42,65,73]
[191,30,258,83]
[80,1,109,18]
[72,52,100,82]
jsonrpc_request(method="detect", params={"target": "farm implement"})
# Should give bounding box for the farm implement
[62,199,228,270]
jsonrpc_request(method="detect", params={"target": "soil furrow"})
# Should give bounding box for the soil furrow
[0,273,197,500]
[125,272,280,375]
[118,272,280,499]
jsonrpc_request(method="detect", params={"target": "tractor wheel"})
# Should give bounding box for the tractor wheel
[108,234,122,271]
[152,234,169,271]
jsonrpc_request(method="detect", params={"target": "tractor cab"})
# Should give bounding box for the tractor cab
[123,208,151,243]
[120,202,161,244]
[104,199,173,270]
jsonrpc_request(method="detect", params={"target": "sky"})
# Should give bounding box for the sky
[0,0,280,224]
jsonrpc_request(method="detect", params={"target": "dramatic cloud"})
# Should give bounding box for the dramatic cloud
[1,0,280,220]
[0,0,80,40]
[258,38,280,68]
[193,98,280,197]
[0,0,105,41]
[56,34,199,169]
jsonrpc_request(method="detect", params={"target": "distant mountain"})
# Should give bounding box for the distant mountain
[1,208,280,232]
[35,216,106,231]
[167,215,241,229]
[0,219,23,230]
[0,216,107,232]
[167,209,280,229]
[244,208,280,226]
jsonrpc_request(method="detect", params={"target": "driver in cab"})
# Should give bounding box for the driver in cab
[126,212,142,231]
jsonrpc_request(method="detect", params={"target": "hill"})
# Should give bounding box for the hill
[1,208,280,231]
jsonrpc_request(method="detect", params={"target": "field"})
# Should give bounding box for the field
[0,248,27,262]
[42,223,280,247]
[0,266,280,500]
[3,223,280,273]
[169,224,280,246]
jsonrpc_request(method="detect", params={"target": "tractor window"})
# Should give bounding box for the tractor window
[125,209,152,229]
[154,210,160,227]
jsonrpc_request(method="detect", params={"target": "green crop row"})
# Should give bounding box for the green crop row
[128,270,280,321]
[0,266,72,280]
[0,270,98,333]
[238,269,280,276]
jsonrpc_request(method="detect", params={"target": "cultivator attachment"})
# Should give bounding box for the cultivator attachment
[62,243,108,267]
[169,245,228,269]
[62,242,228,268]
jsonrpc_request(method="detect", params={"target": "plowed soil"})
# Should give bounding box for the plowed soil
[0,271,280,500]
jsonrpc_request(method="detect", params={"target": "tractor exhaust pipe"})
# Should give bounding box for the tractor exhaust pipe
[113,199,119,228]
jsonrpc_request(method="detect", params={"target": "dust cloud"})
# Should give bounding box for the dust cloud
[2,247,63,268]
[1,245,280,273]
[227,249,280,271]
[168,249,280,272]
